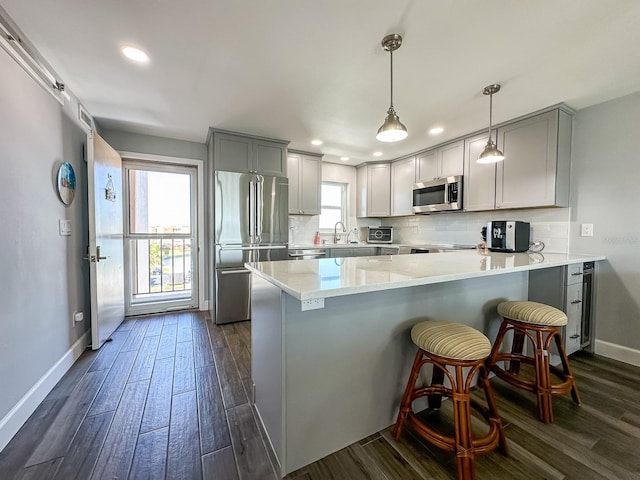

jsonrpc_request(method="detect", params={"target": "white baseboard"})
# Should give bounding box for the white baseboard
[594,339,640,367]
[0,331,90,452]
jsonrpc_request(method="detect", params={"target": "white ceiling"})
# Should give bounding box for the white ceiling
[3,0,640,165]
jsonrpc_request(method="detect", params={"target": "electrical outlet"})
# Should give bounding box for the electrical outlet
[301,298,325,311]
[580,224,594,237]
[72,311,84,327]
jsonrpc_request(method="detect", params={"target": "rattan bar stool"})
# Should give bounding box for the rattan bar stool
[394,320,507,480]
[486,300,581,424]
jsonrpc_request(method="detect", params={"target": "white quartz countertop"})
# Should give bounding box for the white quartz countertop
[246,250,605,301]
[288,243,402,249]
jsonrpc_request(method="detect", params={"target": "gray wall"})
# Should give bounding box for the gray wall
[0,49,90,420]
[570,91,640,351]
[99,129,207,161]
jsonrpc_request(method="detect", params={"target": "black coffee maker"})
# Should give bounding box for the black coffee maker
[486,221,530,252]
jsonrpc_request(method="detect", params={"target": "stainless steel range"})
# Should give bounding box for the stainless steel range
[399,243,477,254]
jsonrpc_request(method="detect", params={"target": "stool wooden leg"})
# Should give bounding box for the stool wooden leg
[428,364,446,409]
[479,366,508,455]
[508,329,526,374]
[534,330,553,424]
[487,320,509,370]
[393,349,424,439]
[553,333,582,405]
[453,366,475,480]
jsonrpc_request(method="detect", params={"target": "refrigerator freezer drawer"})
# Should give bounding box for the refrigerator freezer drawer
[215,268,251,324]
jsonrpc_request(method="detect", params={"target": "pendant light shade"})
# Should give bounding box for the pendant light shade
[376,34,407,142]
[377,107,408,142]
[478,84,504,163]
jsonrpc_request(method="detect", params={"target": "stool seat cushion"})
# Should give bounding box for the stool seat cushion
[411,320,491,361]
[497,301,567,326]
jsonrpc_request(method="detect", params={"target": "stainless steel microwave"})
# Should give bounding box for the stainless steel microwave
[412,175,463,213]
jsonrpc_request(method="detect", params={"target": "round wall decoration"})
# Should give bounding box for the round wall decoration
[57,162,76,205]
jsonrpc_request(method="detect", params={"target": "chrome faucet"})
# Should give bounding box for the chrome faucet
[333,221,347,244]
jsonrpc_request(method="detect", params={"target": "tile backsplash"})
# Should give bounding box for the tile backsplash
[288,215,376,245]
[289,207,570,253]
[384,207,571,253]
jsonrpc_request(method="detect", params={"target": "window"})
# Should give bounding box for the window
[319,182,347,230]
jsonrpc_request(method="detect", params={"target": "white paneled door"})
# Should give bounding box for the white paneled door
[87,132,125,350]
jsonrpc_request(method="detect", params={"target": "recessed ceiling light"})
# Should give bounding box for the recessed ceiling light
[373,151,383,157]
[121,46,150,63]
[340,156,350,161]
[429,127,444,135]
[311,139,323,146]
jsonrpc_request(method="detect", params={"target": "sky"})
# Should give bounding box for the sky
[146,171,191,229]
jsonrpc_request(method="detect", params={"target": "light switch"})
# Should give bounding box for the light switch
[59,219,72,236]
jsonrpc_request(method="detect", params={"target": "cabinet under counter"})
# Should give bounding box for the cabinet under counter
[247,251,604,476]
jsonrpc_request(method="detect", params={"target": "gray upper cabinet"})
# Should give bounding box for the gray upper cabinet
[356,165,367,218]
[416,140,464,182]
[210,129,288,177]
[357,163,390,217]
[390,156,416,216]
[367,163,391,217]
[213,132,252,173]
[463,131,497,211]
[416,150,438,182]
[463,108,572,211]
[496,109,571,209]
[288,151,321,215]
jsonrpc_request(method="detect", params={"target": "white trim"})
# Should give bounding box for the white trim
[0,27,64,106]
[0,331,90,452]
[594,339,640,367]
[118,151,206,313]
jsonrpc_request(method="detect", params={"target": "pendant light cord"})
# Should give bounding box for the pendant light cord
[488,93,493,141]
[389,49,394,111]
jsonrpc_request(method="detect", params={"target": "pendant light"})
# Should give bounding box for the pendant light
[478,84,504,163]
[376,34,408,142]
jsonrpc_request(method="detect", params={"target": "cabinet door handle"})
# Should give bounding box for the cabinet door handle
[569,334,580,339]
[571,272,583,276]
[571,299,582,304]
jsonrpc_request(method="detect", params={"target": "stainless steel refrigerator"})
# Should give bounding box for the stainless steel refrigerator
[214,171,289,324]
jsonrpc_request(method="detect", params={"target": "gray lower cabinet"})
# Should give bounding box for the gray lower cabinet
[209,129,288,177]
[529,263,584,355]
[288,151,321,215]
[329,247,377,258]
[356,163,390,217]
[390,156,416,216]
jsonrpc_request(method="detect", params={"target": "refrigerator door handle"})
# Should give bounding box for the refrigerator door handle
[218,268,251,276]
[256,175,264,243]
[248,179,256,243]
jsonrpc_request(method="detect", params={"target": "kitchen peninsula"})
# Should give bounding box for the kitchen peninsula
[246,250,605,476]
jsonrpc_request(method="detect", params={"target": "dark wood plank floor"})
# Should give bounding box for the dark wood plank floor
[1,311,639,479]
[0,312,274,480]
